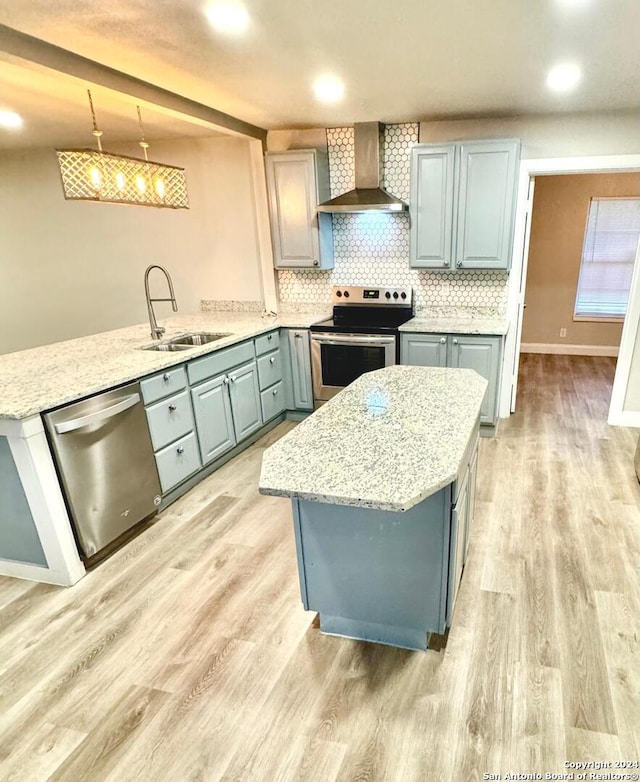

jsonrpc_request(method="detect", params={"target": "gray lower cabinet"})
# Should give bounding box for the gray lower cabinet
[410,138,520,270]
[191,374,236,464]
[447,467,469,625]
[143,370,201,494]
[192,360,263,466]
[228,362,263,441]
[401,332,502,426]
[286,329,313,411]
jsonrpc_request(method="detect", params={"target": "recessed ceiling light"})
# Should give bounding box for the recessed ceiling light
[546,62,581,92]
[204,2,250,35]
[0,110,23,129]
[313,75,345,104]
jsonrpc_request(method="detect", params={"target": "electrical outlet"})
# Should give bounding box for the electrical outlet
[560,328,567,338]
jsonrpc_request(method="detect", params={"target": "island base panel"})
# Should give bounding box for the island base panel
[319,614,429,652]
[292,493,451,651]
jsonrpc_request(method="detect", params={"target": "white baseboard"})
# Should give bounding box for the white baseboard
[520,343,620,357]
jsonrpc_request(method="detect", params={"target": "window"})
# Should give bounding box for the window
[574,197,640,320]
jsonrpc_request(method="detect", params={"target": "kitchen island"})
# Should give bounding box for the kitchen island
[259,365,487,651]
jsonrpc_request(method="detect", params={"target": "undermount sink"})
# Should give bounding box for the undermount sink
[167,332,231,346]
[141,343,193,352]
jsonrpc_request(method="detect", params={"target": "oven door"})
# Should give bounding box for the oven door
[310,332,397,404]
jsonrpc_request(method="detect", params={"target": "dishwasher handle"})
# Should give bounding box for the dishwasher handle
[54,393,141,434]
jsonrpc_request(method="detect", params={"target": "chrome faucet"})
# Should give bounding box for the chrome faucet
[144,264,178,340]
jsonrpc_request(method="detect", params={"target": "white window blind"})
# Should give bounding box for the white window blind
[574,197,640,319]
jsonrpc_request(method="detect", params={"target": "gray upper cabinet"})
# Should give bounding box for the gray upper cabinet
[409,146,456,269]
[265,150,334,270]
[410,139,520,271]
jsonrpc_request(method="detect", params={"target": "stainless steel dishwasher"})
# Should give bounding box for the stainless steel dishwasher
[44,382,162,559]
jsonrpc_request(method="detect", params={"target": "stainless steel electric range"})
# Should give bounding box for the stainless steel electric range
[309,285,414,406]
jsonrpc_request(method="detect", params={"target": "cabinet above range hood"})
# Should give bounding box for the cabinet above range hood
[316,122,408,214]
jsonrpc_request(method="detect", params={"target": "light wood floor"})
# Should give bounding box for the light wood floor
[0,354,638,781]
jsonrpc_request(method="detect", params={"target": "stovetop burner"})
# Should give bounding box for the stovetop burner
[310,286,414,334]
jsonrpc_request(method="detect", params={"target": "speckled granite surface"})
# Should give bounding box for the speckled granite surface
[259,365,487,512]
[0,311,329,420]
[400,310,509,336]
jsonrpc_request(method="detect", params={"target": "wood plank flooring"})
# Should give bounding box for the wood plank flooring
[0,354,638,781]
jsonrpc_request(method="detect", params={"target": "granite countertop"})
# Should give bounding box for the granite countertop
[259,365,487,512]
[399,311,509,336]
[0,310,329,420]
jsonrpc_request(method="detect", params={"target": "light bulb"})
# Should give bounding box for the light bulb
[89,167,102,191]
[115,172,126,190]
[155,179,166,198]
[136,174,146,194]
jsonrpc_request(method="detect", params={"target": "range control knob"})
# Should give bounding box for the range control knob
[336,290,342,297]
[400,292,407,300]
[343,290,350,298]
[385,291,391,299]
[393,292,399,299]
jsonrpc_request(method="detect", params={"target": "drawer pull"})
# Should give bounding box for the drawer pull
[168,404,176,412]
[440,337,446,344]
[272,388,278,396]
[294,333,302,339]
[269,356,276,364]
[267,334,273,341]
[176,446,185,455]
[163,373,170,381]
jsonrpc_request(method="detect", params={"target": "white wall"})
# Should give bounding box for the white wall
[419,110,640,160]
[0,136,263,355]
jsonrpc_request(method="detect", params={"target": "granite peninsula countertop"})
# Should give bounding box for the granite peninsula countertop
[399,311,509,336]
[259,365,487,512]
[0,310,329,420]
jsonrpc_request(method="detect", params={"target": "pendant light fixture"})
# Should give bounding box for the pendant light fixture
[56,90,189,209]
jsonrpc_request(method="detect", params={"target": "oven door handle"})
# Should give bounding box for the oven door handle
[311,334,396,346]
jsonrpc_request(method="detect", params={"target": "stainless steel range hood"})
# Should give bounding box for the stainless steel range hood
[316,122,408,213]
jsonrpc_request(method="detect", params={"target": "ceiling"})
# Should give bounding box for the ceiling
[0,0,639,149]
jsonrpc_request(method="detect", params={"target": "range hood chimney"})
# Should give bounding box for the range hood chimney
[316,122,408,213]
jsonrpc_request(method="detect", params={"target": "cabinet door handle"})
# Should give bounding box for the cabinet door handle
[168,404,176,412]
[443,261,449,267]
[453,339,459,345]
[269,356,276,364]
[456,261,463,268]
[176,446,185,455]
[229,375,237,383]
[163,373,170,381]
[267,334,273,341]
[272,388,278,396]
[440,337,446,344]
[223,376,230,385]
[294,333,302,339]
[313,260,319,266]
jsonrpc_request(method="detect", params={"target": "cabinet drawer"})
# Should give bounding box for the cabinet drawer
[257,350,283,390]
[145,390,195,451]
[154,432,201,494]
[255,330,280,356]
[261,381,286,421]
[187,341,255,386]
[140,365,187,404]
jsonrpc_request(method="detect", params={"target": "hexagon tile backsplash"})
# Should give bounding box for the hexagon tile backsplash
[277,123,509,313]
